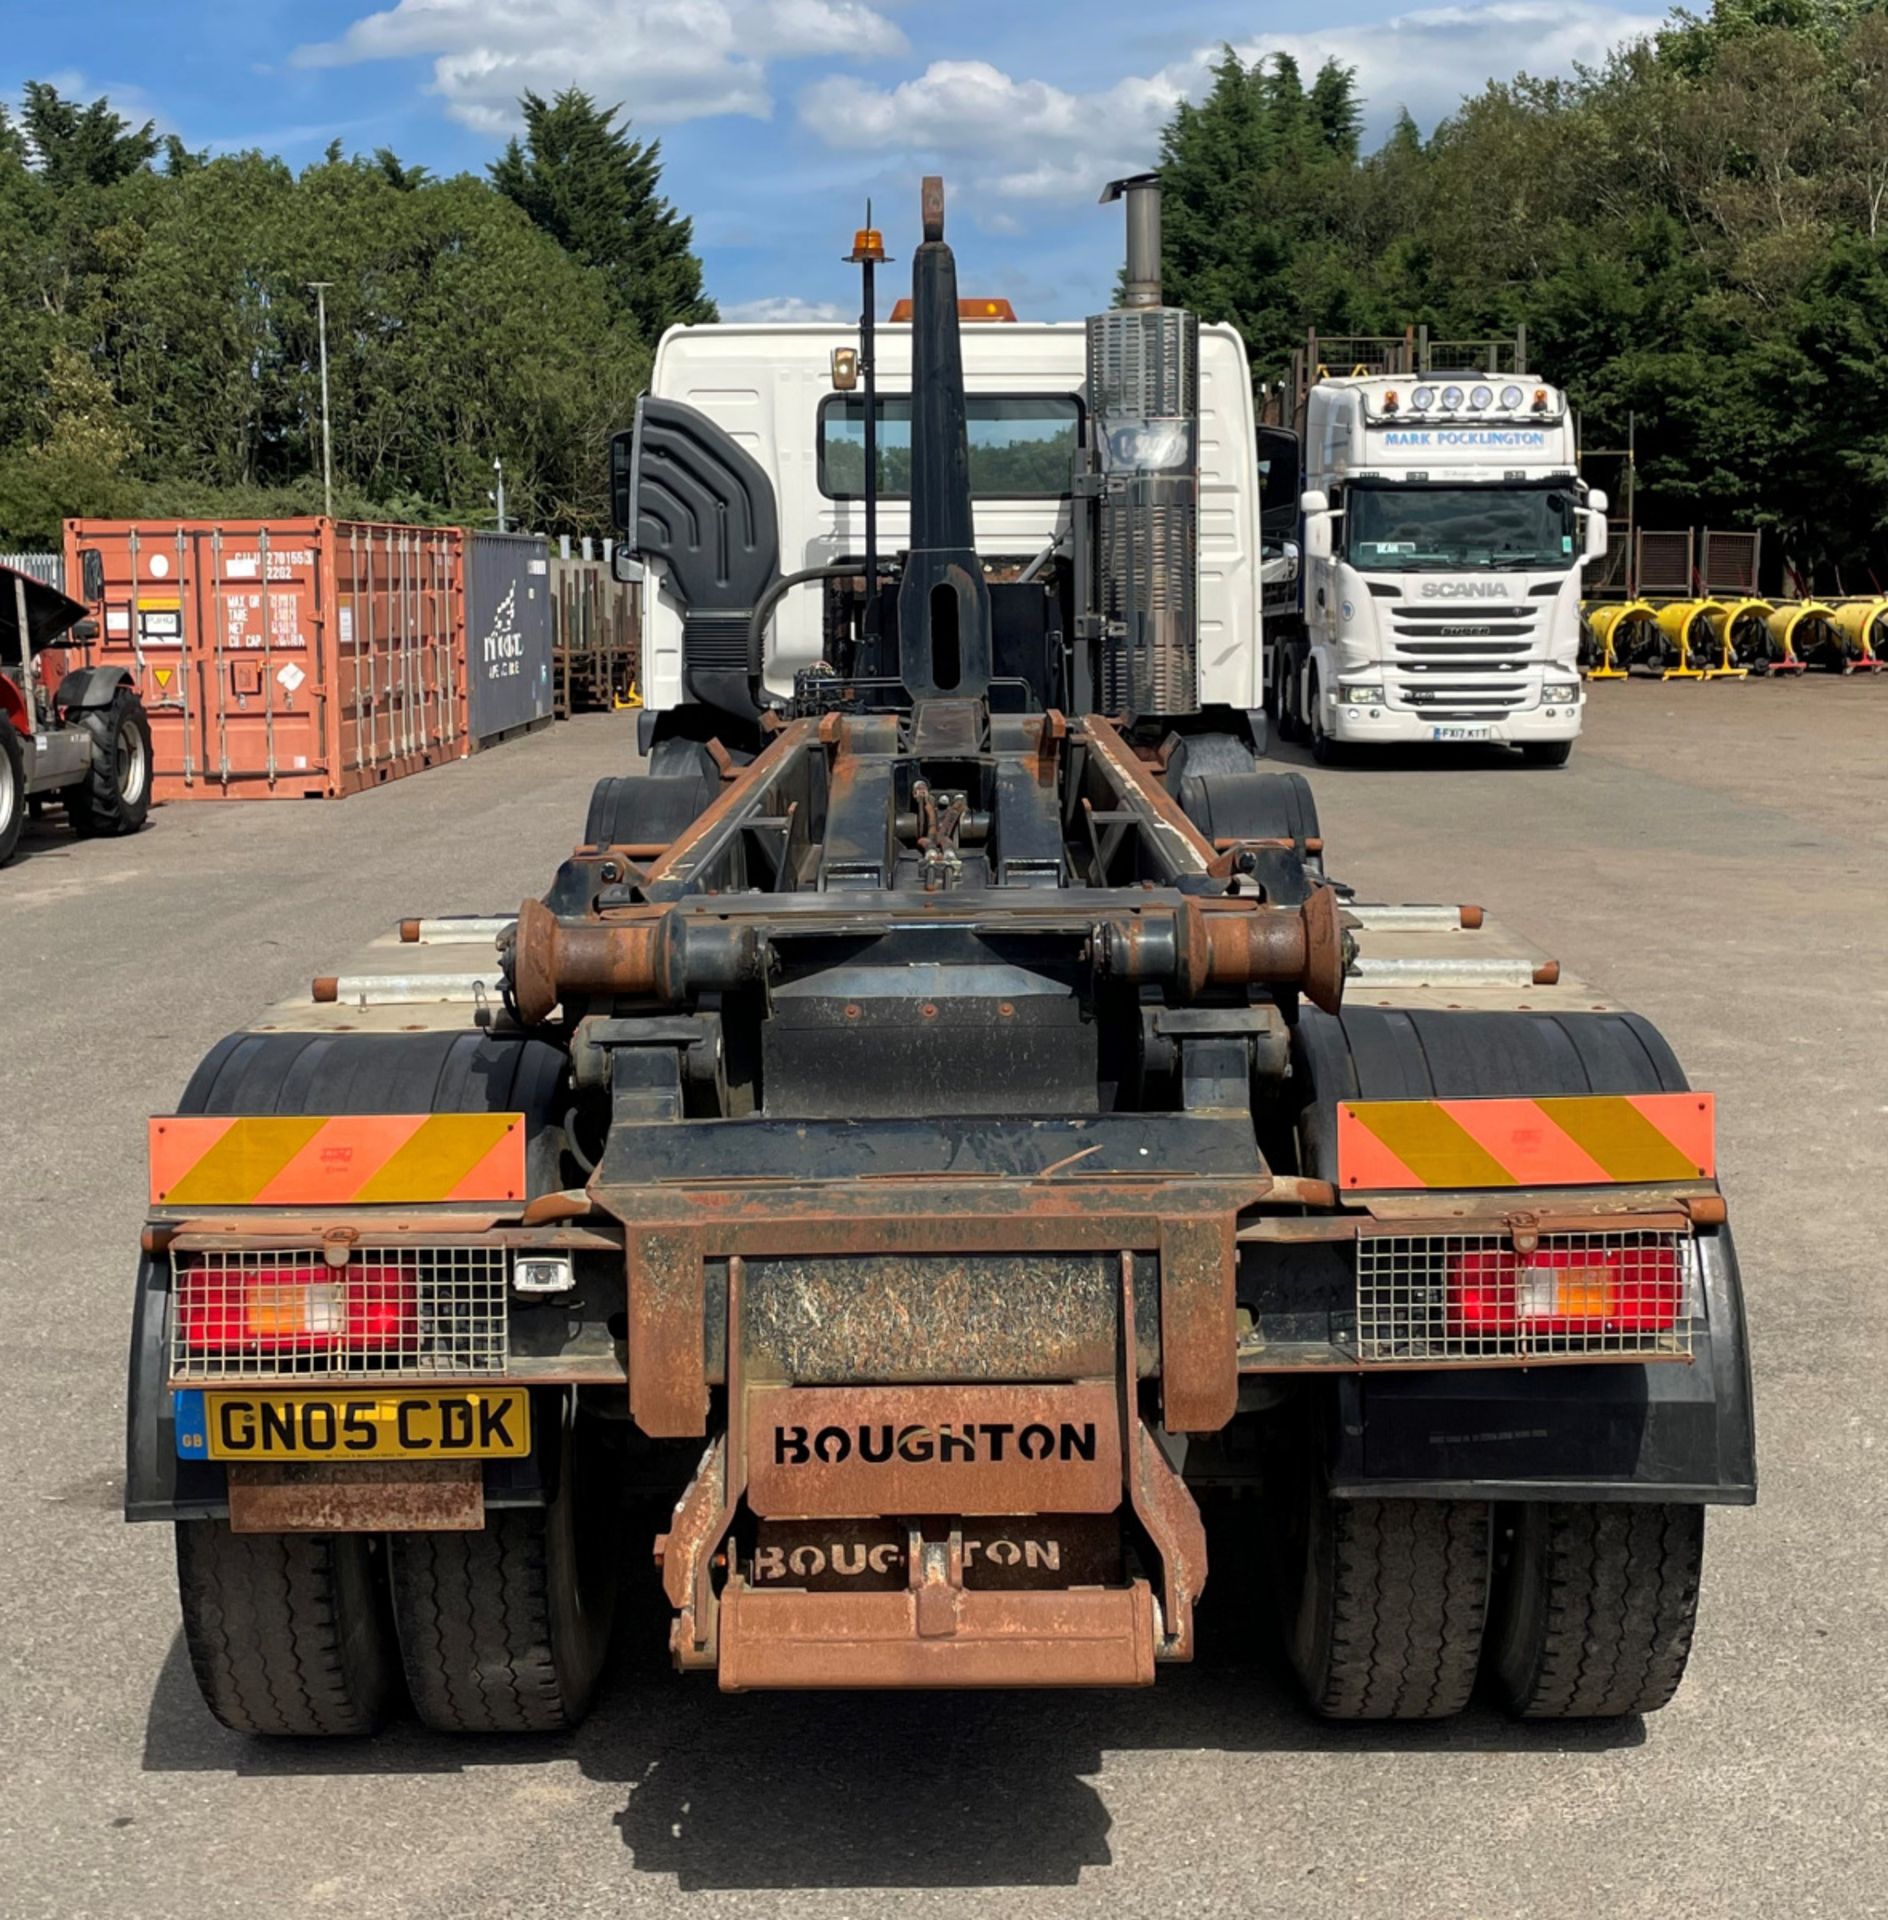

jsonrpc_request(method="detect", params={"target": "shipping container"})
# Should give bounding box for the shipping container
[549,553,640,715]
[62,519,469,800]
[464,532,553,743]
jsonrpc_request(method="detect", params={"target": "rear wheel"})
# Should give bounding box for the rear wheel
[174,1522,400,1736]
[0,720,23,866]
[65,687,152,836]
[1491,1501,1703,1718]
[1273,1439,1491,1719]
[389,1399,617,1733]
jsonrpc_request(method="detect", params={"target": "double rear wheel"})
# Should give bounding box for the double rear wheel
[1273,1439,1705,1722]
[174,1395,617,1737]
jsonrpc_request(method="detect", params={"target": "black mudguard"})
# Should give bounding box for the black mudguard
[1295,1004,1756,1505]
[1326,1225,1756,1504]
[53,664,133,711]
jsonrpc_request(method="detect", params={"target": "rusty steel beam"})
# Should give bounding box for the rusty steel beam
[225,1461,483,1533]
[716,1579,1158,1689]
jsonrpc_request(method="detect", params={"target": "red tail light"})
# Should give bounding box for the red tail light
[1448,1243,1683,1337]
[176,1261,418,1353]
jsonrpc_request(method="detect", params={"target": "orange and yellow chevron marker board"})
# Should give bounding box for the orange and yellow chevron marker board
[1336,1094,1714,1191]
[149,1113,527,1207]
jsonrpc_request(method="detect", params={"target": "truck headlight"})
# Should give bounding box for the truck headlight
[1339,682,1385,705]
[1542,682,1580,706]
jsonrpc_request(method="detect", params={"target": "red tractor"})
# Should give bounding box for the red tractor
[1,557,153,867]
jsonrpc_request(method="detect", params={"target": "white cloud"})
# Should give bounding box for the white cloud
[722,293,856,321]
[294,0,907,131]
[799,60,1181,198]
[1232,1,1664,134]
[796,1,1658,199]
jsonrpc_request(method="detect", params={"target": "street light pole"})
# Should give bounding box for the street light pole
[493,459,507,534]
[308,282,335,519]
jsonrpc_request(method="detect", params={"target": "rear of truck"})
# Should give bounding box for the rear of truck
[126,752,1752,1732]
[124,177,1750,1738]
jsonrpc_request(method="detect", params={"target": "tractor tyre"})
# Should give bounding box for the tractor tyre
[64,686,153,836]
[0,720,23,866]
[1490,1501,1704,1718]
[174,1522,400,1736]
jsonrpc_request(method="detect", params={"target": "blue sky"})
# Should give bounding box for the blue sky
[8,0,1664,325]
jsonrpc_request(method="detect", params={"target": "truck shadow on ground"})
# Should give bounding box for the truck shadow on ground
[1262,739,1552,774]
[140,1523,1646,1892]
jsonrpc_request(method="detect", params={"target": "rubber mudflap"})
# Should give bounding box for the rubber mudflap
[1294,1007,1689,1184]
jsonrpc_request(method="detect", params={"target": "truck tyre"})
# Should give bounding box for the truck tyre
[174,1522,400,1736]
[388,1400,616,1733]
[1277,650,1309,745]
[1275,1443,1491,1719]
[1307,671,1345,766]
[0,721,23,866]
[64,686,152,836]
[1490,1501,1703,1718]
[1520,741,1572,769]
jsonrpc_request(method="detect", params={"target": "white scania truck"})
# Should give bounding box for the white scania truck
[1263,351,1609,766]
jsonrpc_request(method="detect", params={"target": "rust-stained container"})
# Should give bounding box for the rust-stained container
[62,518,469,800]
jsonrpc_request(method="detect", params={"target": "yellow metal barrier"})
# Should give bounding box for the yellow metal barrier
[1829,599,1888,673]
[1582,600,1657,679]
[1764,601,1837,673]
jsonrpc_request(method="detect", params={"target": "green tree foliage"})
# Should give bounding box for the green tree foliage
[1158,4,1888,585]
[491,89,716,342]
[0,82,714,545]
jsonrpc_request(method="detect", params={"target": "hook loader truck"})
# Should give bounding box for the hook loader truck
[126,175,1752,1735]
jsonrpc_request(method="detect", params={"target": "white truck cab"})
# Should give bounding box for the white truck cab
[1286,374,1606,765]
[641,320,1265,721]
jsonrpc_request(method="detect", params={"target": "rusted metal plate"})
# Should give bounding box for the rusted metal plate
[746,1383,1121,1518]
[225,1460,483,1532]
[740,1250,1156,1385]
[628,1223,709,1436]
[717,1577,1158,1689]
[1157,1213,1239,1433]
[749,1516,1122,1591]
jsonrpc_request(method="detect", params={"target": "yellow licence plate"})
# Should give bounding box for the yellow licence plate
[199,1390,531,1461]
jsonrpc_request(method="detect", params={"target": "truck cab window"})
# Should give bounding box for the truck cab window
[1345,484,1576,571]
[821,394,1081,499]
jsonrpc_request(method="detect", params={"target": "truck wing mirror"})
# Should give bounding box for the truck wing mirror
[1301,490,1334,562]
[1584,506,1609,563]
[80,547,105,603]
[1586,487,1609,516]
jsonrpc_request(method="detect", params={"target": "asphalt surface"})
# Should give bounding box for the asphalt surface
[3,683,1883,1919]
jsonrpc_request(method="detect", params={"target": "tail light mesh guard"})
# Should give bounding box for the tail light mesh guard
[169,1245,509,1381]
[1355,1228,1696,1363]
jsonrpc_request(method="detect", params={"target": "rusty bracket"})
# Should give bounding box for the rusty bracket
[1119,1252,1208,1659]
